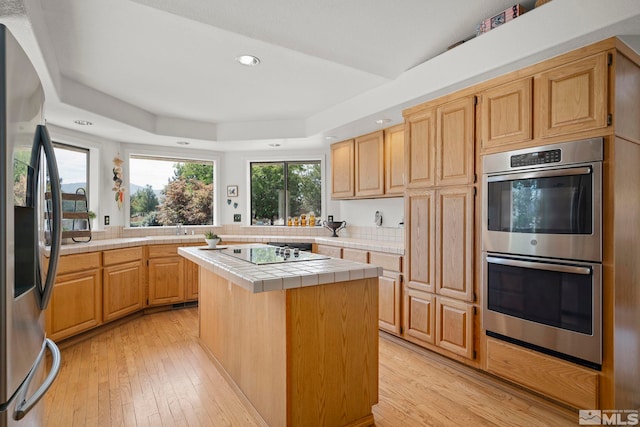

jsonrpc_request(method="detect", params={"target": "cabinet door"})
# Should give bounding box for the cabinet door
[355,131,384,197]
[103,261,144,322]
[405,108,436,188]
[435,297,474,359]
[331,139,355,198]
[436,96,475,186]
[405,189,435,293]
[313,244,342,258]
[341,248,368,263]
[402,288,434,345]
[184,258,199,301]
[480,78,533,152]
[379,271,401,335]
[46,269,102,341]
[436,187,474,302]
[538,53,609,138]
[385,124,405,195]
[148,256,185,306]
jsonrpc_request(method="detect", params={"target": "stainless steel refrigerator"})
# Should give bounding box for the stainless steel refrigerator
[1,24,62,427]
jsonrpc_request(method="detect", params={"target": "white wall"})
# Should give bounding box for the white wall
[336,198,404,228]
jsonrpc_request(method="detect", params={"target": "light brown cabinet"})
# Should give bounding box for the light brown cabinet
[405,189,435,293]
[313,244,342,258]
[479,78,533,152]
[103,247,144,322]
[46,253,102,341]
[184,259,199,301]
[341,247,369,263]
[378,271,402,335]
[538,53,609,139]
[330,139,355,199]
[385,124,405,195]
[436,96,475,186]
[147,244,185,306]
[403,288,435,346]
[355,131,385,197]
[436,187,475,302]
[405,108,436,188]
[435,296,474,359]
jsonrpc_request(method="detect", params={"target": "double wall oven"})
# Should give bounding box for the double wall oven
[482,138,603,369]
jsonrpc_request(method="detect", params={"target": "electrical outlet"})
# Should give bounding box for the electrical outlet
[104,215,110,225]
[233,214,241,222]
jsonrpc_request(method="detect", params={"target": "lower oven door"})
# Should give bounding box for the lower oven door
[483,253,602,367]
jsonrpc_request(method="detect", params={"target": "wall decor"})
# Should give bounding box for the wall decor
[227,185,238,197]
[233,202,238,209]
[227,199,231,205]
[112,155,125,210]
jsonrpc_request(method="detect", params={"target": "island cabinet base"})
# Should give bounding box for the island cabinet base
[199,268,379,427]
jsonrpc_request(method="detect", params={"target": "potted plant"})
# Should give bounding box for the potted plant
[204,231,220,248]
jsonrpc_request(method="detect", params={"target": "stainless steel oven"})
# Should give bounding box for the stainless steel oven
[483,254,601,367]
[482,138,602,262]
[482,138,604,369]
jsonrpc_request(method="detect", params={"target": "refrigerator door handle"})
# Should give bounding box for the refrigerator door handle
[13,339,61,421]
[34,125,62,310]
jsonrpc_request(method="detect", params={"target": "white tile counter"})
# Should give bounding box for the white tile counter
[179,244,382,293]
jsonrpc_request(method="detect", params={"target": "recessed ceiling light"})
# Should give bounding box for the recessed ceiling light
[176,141,190,146]
[375,119,391,125]
[268,143,281,147]
[236,55,260,66]
[74,119,92,126]
[324,136,337,140]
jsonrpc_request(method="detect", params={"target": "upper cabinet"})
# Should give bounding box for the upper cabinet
[385,124,405,195]
[405,108,436,188]
[355,131,384,197]
[479,78,533,152]
[331,125,405,200]
[331,139,355,199]
[538,53,609,139]
[436,96,475,186]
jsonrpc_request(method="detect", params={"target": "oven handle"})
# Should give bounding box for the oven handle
[486,256,592,275]
[487,166,592,182]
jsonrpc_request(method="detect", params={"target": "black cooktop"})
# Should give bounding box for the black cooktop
[220,246,330,265]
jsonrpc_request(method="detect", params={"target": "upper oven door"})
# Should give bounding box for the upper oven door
[483,162,601,262]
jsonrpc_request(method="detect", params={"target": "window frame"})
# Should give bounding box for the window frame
[52,142,90,203]
[124,146,221,228]
[246,155,325,226]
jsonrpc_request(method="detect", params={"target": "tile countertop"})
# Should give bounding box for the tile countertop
[52,234,404,256]
[178,244,382,294]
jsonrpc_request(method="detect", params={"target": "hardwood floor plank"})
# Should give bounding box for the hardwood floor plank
[44,307,576,426]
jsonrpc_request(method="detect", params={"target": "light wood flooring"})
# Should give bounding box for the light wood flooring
[44,307,577,426]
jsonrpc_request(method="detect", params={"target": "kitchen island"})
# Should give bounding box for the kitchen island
[178,244,381,427]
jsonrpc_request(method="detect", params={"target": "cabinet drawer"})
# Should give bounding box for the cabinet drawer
[147,244,180,258]
[103,247,143,266]
[314,244,342,258]
[486,338,598,409]
[369,252,403,273]
[342,248,368,263]
[57,252,101,275]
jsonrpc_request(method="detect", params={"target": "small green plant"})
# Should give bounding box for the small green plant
[87,210,96,220]
[205,231,219,240]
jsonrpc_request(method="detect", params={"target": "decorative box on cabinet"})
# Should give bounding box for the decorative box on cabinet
[45,252,102,341]
[331,139,355,199]
[355,131,384,197]
[538,52,609,139]
[103,247,144,321]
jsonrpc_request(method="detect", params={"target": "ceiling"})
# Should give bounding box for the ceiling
[3,0,640,151]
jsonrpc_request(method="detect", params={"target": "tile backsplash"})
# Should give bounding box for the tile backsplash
[87,223,404,243]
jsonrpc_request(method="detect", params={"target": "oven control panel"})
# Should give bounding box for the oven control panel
[510,149,561,167]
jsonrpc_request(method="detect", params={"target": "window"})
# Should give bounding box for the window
[129,155,214,227]
[53,143,90,196]
[250,161,321,225]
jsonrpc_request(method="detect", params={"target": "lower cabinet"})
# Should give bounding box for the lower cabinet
[184,259,199,301]
[148,256,185,305]
[103,247,144,322]
[378,271,402,335]
[46,253,102,341]
[402,288,475,360]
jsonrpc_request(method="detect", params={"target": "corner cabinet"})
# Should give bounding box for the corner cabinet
[102,247,145,322]
[330,139,355,199]
[45,252,102,341]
